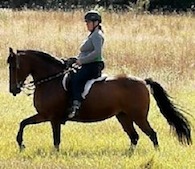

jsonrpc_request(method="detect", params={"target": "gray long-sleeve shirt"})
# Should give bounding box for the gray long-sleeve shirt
[78,28,104,64]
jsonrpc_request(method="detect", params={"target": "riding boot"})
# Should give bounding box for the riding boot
[68,100,81,118]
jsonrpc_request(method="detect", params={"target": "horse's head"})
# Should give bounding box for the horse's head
[7,48,76,96]
[7,48,31,96]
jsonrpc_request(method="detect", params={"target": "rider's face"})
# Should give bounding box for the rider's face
[86,21,99,32]
[86,21,94,31]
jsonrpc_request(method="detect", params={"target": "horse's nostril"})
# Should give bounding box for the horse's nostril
[10,86,21,96]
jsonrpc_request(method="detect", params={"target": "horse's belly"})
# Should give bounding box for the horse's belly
[75,97,121,122]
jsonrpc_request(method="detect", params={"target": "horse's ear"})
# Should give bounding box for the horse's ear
[9,47,14,55]
[7,47,15,64]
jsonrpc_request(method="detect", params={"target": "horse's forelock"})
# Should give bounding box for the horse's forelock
[7,50,17,64]
[7,54,12,64]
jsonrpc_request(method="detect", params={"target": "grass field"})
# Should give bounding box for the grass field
[0,9,195,168]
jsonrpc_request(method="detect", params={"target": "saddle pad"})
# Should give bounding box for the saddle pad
[62,75,107,99]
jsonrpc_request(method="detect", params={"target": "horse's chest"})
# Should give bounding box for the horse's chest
[33,87,68,112]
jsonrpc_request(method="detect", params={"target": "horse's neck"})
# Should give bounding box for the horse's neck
[29,55,63,81]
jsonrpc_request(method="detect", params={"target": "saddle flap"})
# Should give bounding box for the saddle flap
[62,74,106,99]
[82,76,107,99]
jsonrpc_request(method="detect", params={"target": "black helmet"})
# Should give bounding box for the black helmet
[84,10,102,23]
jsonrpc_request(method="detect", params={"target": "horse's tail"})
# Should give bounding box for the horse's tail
[145,78,192,145]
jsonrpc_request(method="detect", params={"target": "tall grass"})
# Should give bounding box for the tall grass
[1,10,195,86]
[0,9,195,168]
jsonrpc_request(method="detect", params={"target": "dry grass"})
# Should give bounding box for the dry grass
[1,9,195,88]
[0,9,195,169]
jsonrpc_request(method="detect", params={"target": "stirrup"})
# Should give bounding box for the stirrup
[68,111,76,118]
[68,106,79,118]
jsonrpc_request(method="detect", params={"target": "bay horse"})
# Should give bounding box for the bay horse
[7,47,192,152]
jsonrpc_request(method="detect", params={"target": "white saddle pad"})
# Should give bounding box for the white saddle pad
[62,75,107,99]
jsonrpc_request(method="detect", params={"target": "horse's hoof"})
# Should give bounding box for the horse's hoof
[54,145,60,152]
[154,145,160,151]
[123,148,134,157]
[19,144,26,152]
[129,145,136,153]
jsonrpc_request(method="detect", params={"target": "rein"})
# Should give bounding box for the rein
[21,69,72,96]
[11,52,78,96]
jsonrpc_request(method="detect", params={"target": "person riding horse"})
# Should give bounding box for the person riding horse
[68,10,105,118]
[8,48,192,151]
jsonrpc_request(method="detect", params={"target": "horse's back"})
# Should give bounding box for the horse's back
[77,75,150,122]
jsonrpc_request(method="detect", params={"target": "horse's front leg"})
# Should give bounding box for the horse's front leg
[16,114,47,151]
[51,120,61,151]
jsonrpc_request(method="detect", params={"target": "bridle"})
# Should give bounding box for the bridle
[10,53,23,90]
[10,53,74,96]
[23,71,66,90]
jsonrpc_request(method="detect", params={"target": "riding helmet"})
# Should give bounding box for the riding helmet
[84,10,102,23]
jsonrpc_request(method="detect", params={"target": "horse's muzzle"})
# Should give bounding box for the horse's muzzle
[10,86,21,96]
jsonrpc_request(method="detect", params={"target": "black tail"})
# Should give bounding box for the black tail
[145,78,192,145]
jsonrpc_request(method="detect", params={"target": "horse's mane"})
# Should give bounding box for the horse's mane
[17,50,65,67]
[116,74,143,82]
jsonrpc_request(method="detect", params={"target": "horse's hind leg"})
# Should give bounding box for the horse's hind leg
[135,119,159,149]
[16,114,48,151]
[116,113,139,152]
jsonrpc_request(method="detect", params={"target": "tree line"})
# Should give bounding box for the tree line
[0,0,194,12]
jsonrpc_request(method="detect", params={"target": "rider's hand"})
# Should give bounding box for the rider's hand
[72,59,82,69]
[76,60,82,66]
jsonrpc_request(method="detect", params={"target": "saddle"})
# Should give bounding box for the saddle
[61,57,106,98]
[62,72,106,99]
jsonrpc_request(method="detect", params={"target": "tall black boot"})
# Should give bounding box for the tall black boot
[68,100,81,118]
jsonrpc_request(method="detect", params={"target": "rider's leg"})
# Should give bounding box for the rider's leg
[68,63,101,118]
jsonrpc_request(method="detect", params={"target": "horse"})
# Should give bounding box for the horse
[7,47,192,152]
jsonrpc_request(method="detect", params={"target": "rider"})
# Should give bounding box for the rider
[68,10,105,118]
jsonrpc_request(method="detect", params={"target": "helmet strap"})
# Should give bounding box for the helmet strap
[90,22,99,33]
